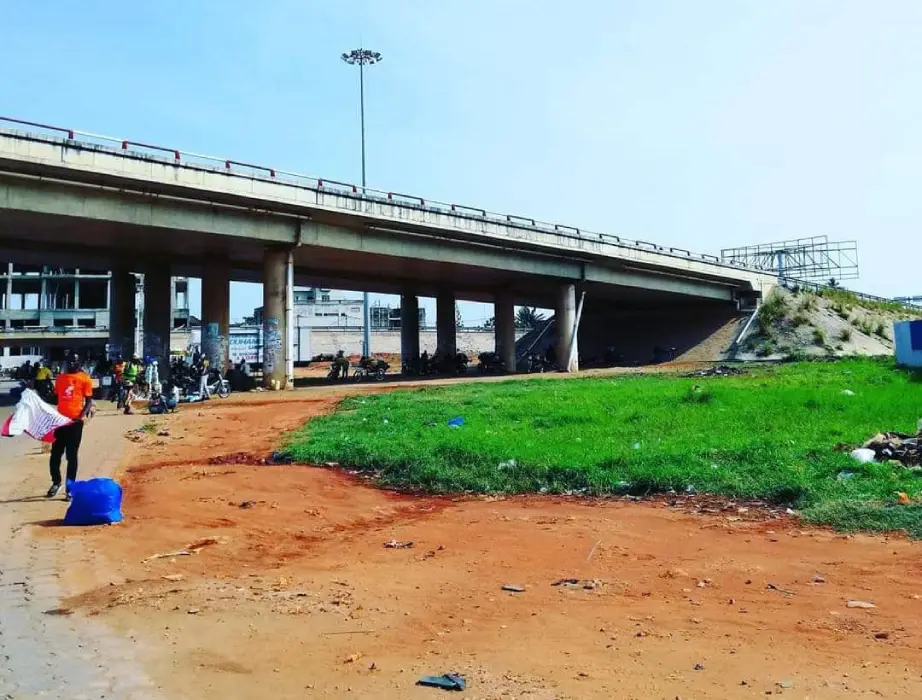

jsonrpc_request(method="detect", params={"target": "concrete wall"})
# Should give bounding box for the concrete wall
[304,329,526,358]
[170,326,527,361]
[894,321,922,368]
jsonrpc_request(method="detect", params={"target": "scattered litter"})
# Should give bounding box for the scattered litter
[842,389,855,396]
[162,574,185,582]
[874,632,890,640]
[157,430,170,437]
[777,680,794,689]
[43,608,74,616]
[143,549,192,563]
[239,501,257,509]
[384,539,414,549]
[847,600,876,609]
[686,365,745,378]
[142,536,225,563]
[187,536,226,551]
[897,491,911,505]
[850,448,877,464]
[812,575,826,584]
[854,431,922,468]
[552,578,581,587]
[586,539,602,561]
[694,663,705,671]
[187,608,200,615]
[344,653,362,664]
[632,442,641,450]
[497,459,517,470]
[767,583,795,596]
[551,578,604,590]
[502,584,525,593]
[416,674,466,691]
[837,471,856,481]
[269,451,293,465]
[447,416,465,428]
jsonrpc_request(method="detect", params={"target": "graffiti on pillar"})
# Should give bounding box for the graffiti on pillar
[263,317,282,374]
[203,322,228,373]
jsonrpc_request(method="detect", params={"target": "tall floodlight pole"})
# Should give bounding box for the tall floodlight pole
[341,48,382,357]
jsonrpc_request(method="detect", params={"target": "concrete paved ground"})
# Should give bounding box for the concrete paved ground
[0,383,160,699]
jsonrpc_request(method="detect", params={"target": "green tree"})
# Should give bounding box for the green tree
[515,306,546,330]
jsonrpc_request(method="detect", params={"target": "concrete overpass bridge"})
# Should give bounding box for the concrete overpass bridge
[0,117,776,386]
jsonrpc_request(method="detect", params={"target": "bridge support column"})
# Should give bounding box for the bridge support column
[202,259,230,375]
[556,283,578,372]
[108,269,136,360]
[262,249,289,389]
[143,265,172,379]
[436,291,456,358]
[494,292,516,373]
[400,293,420,374]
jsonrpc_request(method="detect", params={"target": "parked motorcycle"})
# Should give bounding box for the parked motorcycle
[353,357,390,381]
[477,352,505,374]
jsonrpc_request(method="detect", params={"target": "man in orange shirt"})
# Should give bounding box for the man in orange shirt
[47,354,95,500]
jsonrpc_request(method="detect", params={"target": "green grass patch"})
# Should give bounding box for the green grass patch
[757,290,789,328]
[820,288,906,315]
[286,359,922,536]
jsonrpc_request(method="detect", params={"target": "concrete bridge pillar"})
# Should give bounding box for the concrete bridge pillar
[556,283,578,372]
[262,249,289,389]
[108,269,136,360]
[494,292,516,373]
[143,264,172,378]
[400,293,420,374]
[202,259,230,375]
[436,291,456,358]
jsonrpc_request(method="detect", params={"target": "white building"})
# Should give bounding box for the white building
[254,288,425,330]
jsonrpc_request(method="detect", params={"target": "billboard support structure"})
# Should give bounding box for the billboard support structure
[720,235,859,284]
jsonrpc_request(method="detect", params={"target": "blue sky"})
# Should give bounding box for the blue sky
[3,1,921,321]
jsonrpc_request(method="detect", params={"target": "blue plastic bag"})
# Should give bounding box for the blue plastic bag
[447,416,465,428]
[63,478,123,526]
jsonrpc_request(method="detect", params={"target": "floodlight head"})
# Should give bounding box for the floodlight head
[341,49,383,66]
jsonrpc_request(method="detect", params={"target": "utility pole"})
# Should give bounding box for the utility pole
[341,48,383,357]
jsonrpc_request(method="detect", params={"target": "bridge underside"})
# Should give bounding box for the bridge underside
[0,196,740,309]
[0,172,757,381]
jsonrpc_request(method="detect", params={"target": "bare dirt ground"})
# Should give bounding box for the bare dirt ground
[45,377,922,700]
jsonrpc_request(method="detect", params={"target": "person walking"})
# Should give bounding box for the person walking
[47,354,95,500]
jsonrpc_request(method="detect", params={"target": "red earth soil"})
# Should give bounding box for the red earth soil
[47,385,922,700]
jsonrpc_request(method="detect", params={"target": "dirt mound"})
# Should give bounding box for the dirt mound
[737,287,921,360]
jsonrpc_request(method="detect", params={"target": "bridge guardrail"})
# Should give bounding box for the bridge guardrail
[0,116,772,276]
